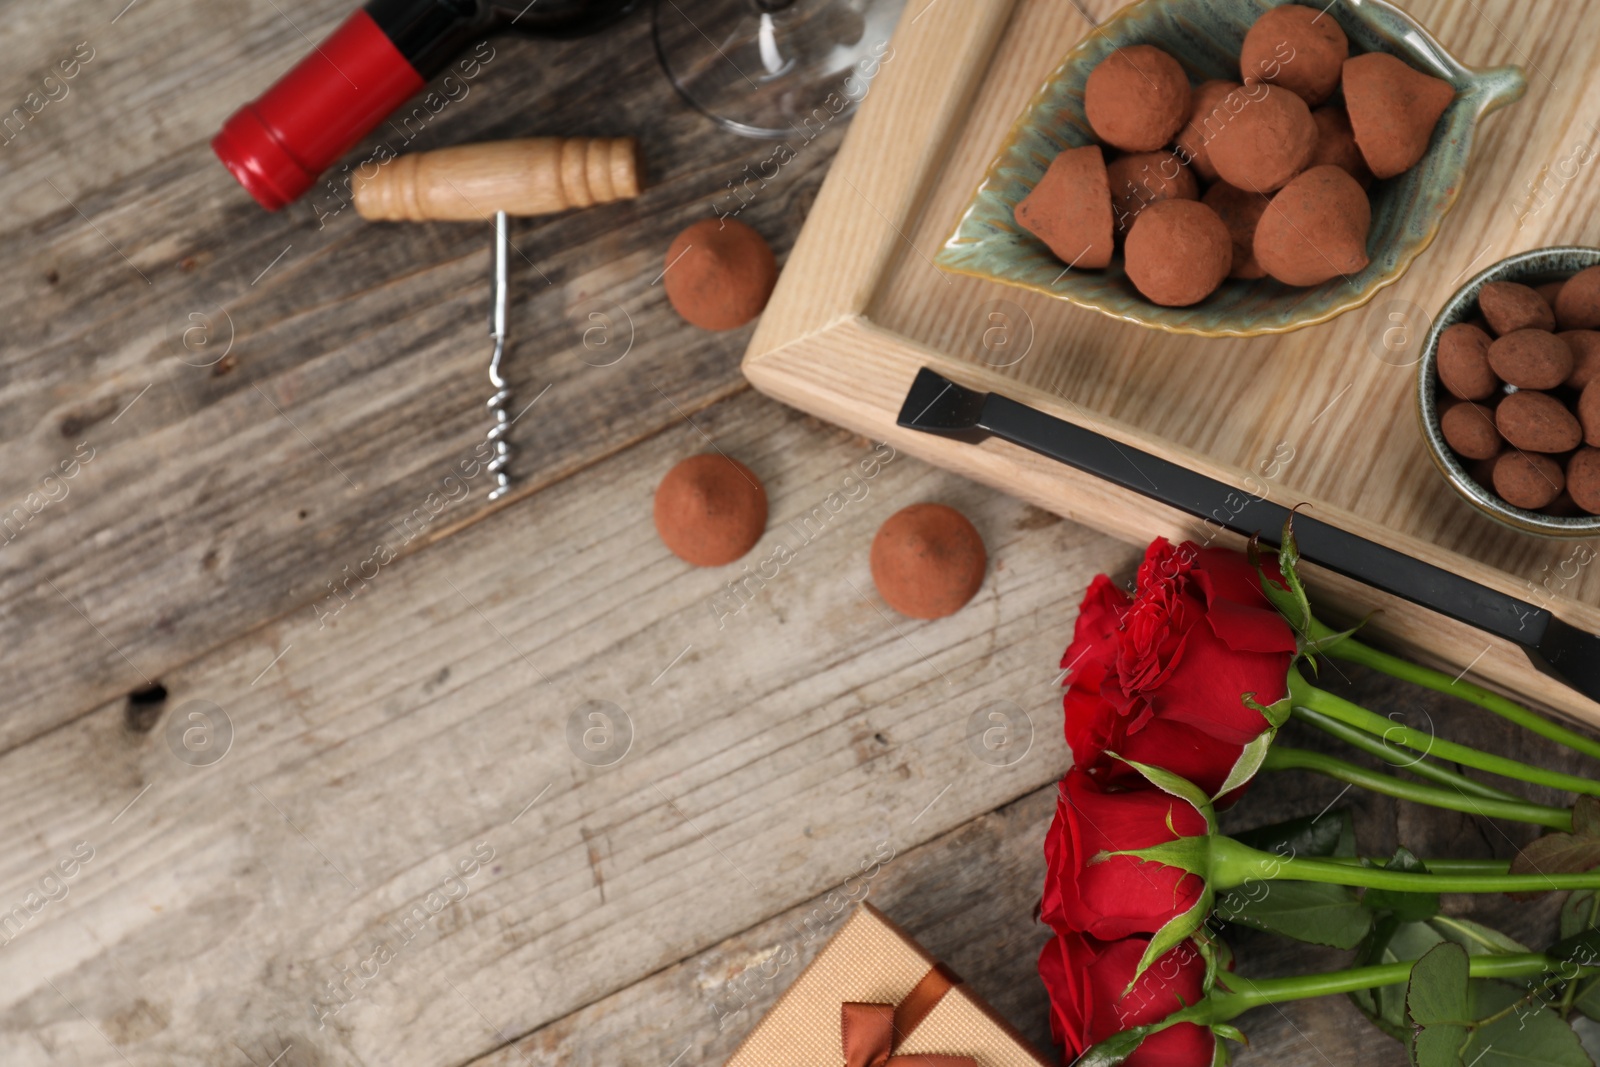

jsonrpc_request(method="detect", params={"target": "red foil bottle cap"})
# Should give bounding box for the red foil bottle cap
[212,9,424,211]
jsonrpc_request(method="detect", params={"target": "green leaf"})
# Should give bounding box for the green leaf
[1110,754,1216,832]
[1076,1023,1155,1067]
[1573,976,1600,1022]
[1213,729,1276,800]
[1366,848,1440,924]
[1563,891,1599,940]
[1547,928,1600,969]
[1430,916,1531,957]
[1465,979,1595,1067]
[1575,798,1600,838]
[1213,879,1371,948]
[1233,808,1356,860]
[1407,942,1471,1067]
[1510,834,1600,900]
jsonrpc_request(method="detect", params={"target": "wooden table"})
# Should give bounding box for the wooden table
[0,2,1590,1065]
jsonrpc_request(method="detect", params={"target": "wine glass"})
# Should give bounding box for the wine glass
[653,0,906,139]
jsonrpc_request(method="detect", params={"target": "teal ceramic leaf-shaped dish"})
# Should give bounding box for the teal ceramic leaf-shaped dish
[936,0,1526,337]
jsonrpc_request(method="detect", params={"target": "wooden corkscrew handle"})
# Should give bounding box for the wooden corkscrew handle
[353,137,642,222]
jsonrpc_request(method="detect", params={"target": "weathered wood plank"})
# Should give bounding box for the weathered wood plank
[0,390,1130,1066]
[0,1,856,752]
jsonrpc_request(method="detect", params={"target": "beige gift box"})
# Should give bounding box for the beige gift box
[726,903,1052,1067]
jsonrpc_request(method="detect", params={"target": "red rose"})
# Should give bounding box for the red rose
[1038,930,1215,1066]
[1061,539,1296,794]
[1041,768,1208,939]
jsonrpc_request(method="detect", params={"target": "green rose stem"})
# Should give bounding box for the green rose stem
[1324,634,1600,763]
[1290,705,1521,803]
[1291,672,1600,798]
[1208,835,1600,893]
[1261,745,1573,830]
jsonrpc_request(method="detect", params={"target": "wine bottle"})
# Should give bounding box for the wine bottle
[213,0,637,211]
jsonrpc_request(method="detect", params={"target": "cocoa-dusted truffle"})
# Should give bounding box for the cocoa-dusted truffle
[1085,46,1191,152]
[653,454,767,567]
[1308,106,1372,187]
[1562,331,1600,390]
[1207,83,1318,192]
[1493,451,1565,510]
[1440,401,1502,460]
[1537,280,1567,307]
[1253,165,1371,286]
[1478,281,1555,335]
[1436,323,1498,401]
[1569,449,1600,515]
[869,503,986,619]
[663,219,778,331]
[1555,266,1600,330]
[1496,390,1582,453]
[1486,329,1573,390]
[1582,380,1600,446]
[1124,200,1233,307]
[1202,181,1270,280]
[1342,52,1454,179]
[1015,145,1115,269]
[1240,4,1348,106]
[1174,79,1239,182]
[1107,151,1198,234]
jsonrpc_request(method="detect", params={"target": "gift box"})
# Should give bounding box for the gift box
[726,903,1052,1067]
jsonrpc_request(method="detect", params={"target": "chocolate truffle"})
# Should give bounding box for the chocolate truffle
[1175,79,1240,182]
[1568,449,1600,515]
[1202,181,1271,280]
[1308,106,1372,187]
[1084,45,1191,152]
[1537,280,1567,308]
[1240,4,1348,106]
[653,454,767,567]
[1107,150,1198,234]
[1015,145,1115,269]
[1582,380,1600,446]
[1486,329,1573,390]
[663,219,778,332]
[1124,200,1233,307]
[1562,331,1600,390]
[1208,83,1318,192]
[869,503,986,619]
[1253,165,1371,286]
[1478,281,1556,335]
[1343,52,1454,179]
[1493,451,1565,510]
[1555,266,1600,330]
[1496,390,1582,453]
[1440,401,1503,461]
[1436,323,1499,401]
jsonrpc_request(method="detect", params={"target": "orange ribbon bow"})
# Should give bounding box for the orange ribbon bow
[840,962,977,1067]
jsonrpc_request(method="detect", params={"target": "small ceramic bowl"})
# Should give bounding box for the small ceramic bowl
[1417,247,1600,538]
[936,0,1526,337]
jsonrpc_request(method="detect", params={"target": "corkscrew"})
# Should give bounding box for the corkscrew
[350,136,643,504]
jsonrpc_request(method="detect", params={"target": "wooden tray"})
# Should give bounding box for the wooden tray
[743,0,1600,725]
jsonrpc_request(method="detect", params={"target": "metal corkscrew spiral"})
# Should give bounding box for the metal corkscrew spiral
[486,210,512,502]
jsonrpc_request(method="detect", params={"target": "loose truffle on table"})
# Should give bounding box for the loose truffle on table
[1106,151,1198,234]
[1201,182,1270,280]
[1207,83,1318,193]
[869,503,987,619]
[1174,79,1240,182]
[1496,390,1582,454]
[1569,449,1600,515]
[663,219,778,331]
[1124,199,1233,307]
[1436,323,1499,401]
[1556,266,1600,330]
[1015,145,1115,269]
[1342,52,1454,179]
[1439,401,1503,461]
[1486,329,1574,390]
[1563,331,1600,390]
[1240,4,1348,106]
[1253,165,1371,287]
[1478,281,1556,335]
[653,454,768,567]
[1493,451,1565,510]
[1084,45,1191,152]
[1308,106,1372,187]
